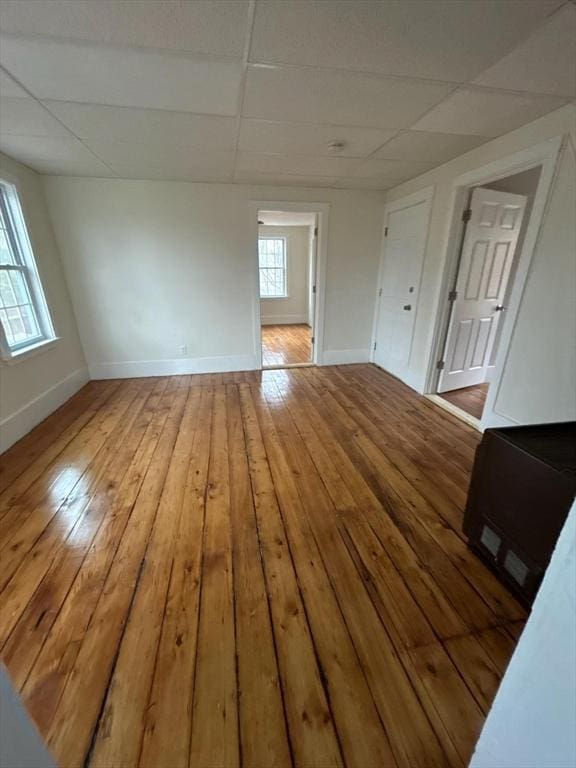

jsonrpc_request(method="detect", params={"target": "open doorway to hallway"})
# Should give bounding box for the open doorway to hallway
[258,210,317,368]
[435,166,542,423]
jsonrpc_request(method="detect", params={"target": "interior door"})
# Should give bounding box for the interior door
[374,200,429,380]
[438,187,526,393]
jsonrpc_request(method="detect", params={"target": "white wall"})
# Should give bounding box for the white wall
[471,501,576,768]
[43,179,385,377]
[0,153,87,452]
[383,104,576,426]
[259,224,310,325]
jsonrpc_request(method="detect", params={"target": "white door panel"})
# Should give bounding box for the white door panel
[438,187,526,393]
[374,200,429,379]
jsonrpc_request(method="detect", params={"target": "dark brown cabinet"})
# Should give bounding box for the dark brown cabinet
[464,422,576,607]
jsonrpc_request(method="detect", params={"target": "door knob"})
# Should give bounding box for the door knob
[494,305,506,312]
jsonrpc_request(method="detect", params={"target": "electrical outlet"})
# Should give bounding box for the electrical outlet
[179,345,187,356]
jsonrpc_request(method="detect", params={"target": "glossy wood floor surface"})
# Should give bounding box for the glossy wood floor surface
[0,365,526,768]
[439,383,490,420]
[261,323,311,366]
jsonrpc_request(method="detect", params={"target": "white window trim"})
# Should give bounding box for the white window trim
[0,175,57,362]
[258,236,289,299]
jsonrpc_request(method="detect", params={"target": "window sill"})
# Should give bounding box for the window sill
[260,295,290,300]
[1,337,61,365]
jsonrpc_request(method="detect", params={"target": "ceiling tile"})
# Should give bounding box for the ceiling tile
[0,36,243,114]
[108,165,233,182]
[412,87,567,137]
[473,4,576,97]
[0,68,28,98]
[233,171,339,188]
[236,152,359,178]
[21,157,117,177]
[0,134,100,165]
[243,64,454,129]
[250,0,562,82]
[238,118,397,158]
[0,96,71,137]
[0,1,250,58]
[84,140,235,173]
[373,130,488,163]
[353,158,436,183]
[44,102,237,150]
[333,178,392,190]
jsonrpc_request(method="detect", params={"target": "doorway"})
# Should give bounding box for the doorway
[434,166,542,423]
[255,206,325,369]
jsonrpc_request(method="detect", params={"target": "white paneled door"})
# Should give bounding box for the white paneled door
[438,187,526,393]
[374,196,430,381]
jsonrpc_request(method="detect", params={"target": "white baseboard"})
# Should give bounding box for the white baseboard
[0,366,90,454]
[261,314,308,325]
[89,354,260,380]
[321,348,371,365]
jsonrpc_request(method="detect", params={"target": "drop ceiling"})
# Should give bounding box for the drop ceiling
[0,0,574,190]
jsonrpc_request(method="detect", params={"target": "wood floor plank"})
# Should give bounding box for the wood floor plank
[0,365,524,768]
[189,387,239,768]
[239,384,343,768]
[23,379,189,767]
[252,380,398,768]
[89,383,202,768]
[138,387,213,768]
[225,384,292,768]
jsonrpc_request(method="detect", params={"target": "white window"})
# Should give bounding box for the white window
[0,181,55,359]
[259,237,287,298]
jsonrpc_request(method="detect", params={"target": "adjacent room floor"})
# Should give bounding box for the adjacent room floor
[439,382,490,420]
[261,323,311,366]
[0,365,525,768]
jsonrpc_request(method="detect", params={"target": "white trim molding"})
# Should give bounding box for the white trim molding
[89,354,260,380]
[261,314,308,325]
[0,366,89,453]
[322,348,371,365]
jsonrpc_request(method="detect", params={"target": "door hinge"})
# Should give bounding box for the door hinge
[314,227,318,237]
[448,289,458,302]
[436,360,445,371]
[384,226,389,236]
[462,208,472,223]
[378,287,383,297]
[373,341,377,351]
[311,336,315,344]
[312,285,316,294]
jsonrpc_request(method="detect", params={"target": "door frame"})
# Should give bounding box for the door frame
[423,135,564,428]
[249,200,330,368]
[370,185,435,391]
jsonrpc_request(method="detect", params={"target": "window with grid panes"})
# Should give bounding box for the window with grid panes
[0,181,55,356]
[258,237,287,298]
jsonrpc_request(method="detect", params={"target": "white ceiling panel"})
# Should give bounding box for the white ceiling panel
[108,165,233,182]
[0,68,28,98]
[473,4,576,98]
[85,140,235,173]
[353,158,436,183]
[0,1,250,58]
[234,171,339,188]
[0,36,243,114]
[0,134,100,165]
[412,87,567,137]
[334,178,398,190]
[238,119,397,158]
[18,156,116,177]
[373,130,488,163]
[44,102,237,150]
[250,0,562,82]
[236,152,359,178]
[0,96,71,137]
[243,64,455,129]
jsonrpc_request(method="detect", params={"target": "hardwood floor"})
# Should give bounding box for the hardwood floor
[0,365,526,768]
[440,383,489,420]
[261,323,311,366]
